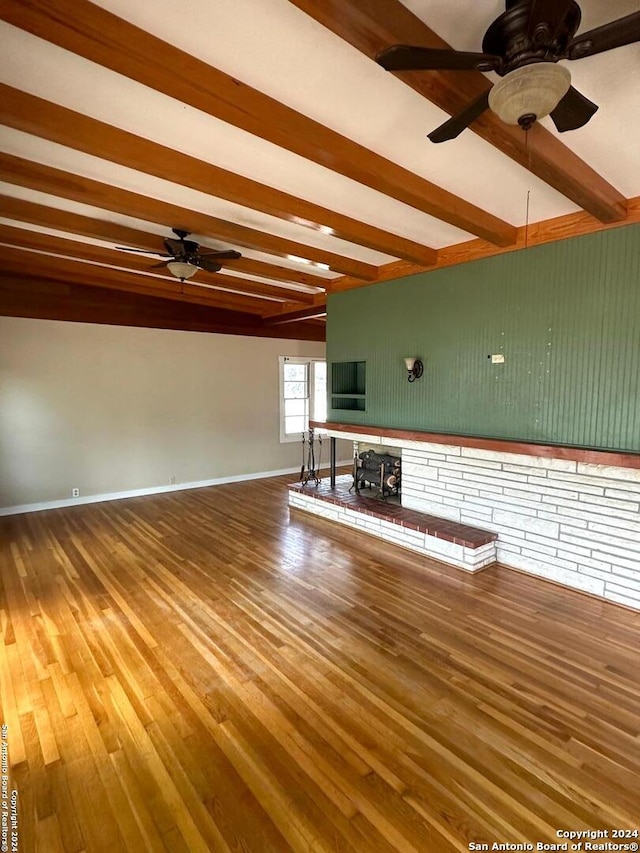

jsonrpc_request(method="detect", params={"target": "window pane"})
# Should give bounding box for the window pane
[285,415,307,435]
[284,363,307,381]
[285,398,307,417]
[313,361,327,422]
[284,381,308,400]
[279,357,312,442]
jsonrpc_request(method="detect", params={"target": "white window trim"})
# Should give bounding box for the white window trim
[279,356,326,443]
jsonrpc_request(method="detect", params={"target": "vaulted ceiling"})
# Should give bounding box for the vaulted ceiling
[1,0,639,340]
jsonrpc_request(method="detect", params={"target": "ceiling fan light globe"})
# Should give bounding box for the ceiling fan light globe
[167,261,199,281]
[488,63,571,126]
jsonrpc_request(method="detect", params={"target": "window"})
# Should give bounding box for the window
[279,356,326,442]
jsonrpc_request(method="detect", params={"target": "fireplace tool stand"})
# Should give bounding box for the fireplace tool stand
[300,427,322,487]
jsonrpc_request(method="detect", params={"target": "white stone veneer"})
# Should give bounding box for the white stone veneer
[288,489,496,572]
[323,430,640,611]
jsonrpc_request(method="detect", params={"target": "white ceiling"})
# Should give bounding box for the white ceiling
[1,0,639,295]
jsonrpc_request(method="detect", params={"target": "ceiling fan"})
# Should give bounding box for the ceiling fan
[376,0,640,142]
[117,229,241,281]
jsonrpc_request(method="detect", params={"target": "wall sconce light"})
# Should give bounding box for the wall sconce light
[404,357,423,383]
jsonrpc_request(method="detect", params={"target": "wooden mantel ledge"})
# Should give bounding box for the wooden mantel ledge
[311,421,640,471]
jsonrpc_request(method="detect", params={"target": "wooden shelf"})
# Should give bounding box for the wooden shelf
[331,396,365,412]
[313,421,640,470]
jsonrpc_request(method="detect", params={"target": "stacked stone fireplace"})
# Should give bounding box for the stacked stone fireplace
[290,423,640,609]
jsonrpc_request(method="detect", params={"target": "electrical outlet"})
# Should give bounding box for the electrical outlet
[72,488,80,497]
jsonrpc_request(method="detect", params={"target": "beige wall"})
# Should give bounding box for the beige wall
[0,317,345,509]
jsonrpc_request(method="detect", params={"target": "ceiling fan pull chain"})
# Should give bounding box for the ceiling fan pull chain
[524,128,531,250]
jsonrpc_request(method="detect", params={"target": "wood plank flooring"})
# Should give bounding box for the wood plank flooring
[1,474,639,852]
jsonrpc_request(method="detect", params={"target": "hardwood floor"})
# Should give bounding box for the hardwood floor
[1,474,639,852]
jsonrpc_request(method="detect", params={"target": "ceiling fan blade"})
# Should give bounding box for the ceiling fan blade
[376,45,501,73]
[199,250,242,260]
[527,0,576,44]
[567,12,640,60]
[197,257,223,274]
[116,246,171,257]
[550,86,598,132]
[428,90,490,143]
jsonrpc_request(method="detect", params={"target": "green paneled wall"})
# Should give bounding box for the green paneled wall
[327,225,640,452]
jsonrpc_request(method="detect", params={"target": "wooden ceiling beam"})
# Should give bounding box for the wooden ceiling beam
[190,274,310,304]
[263,304,328,325]
[0,248,276,315]
[0,195,166,254]
[0,195,330,288]
[0,0,515,247]
[289,0,627,224]
[229,257,327,289]
[0,154,377,280]
[330,197,640,293]
[0,84,435,267]
[0,224,316,304]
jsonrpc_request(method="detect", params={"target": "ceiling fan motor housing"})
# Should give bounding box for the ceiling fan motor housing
[484,0,582,75]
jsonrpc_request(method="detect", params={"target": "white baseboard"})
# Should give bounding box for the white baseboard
[0,460,353,517]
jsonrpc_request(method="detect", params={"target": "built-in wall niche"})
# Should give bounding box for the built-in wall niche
[331,361,366,411]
